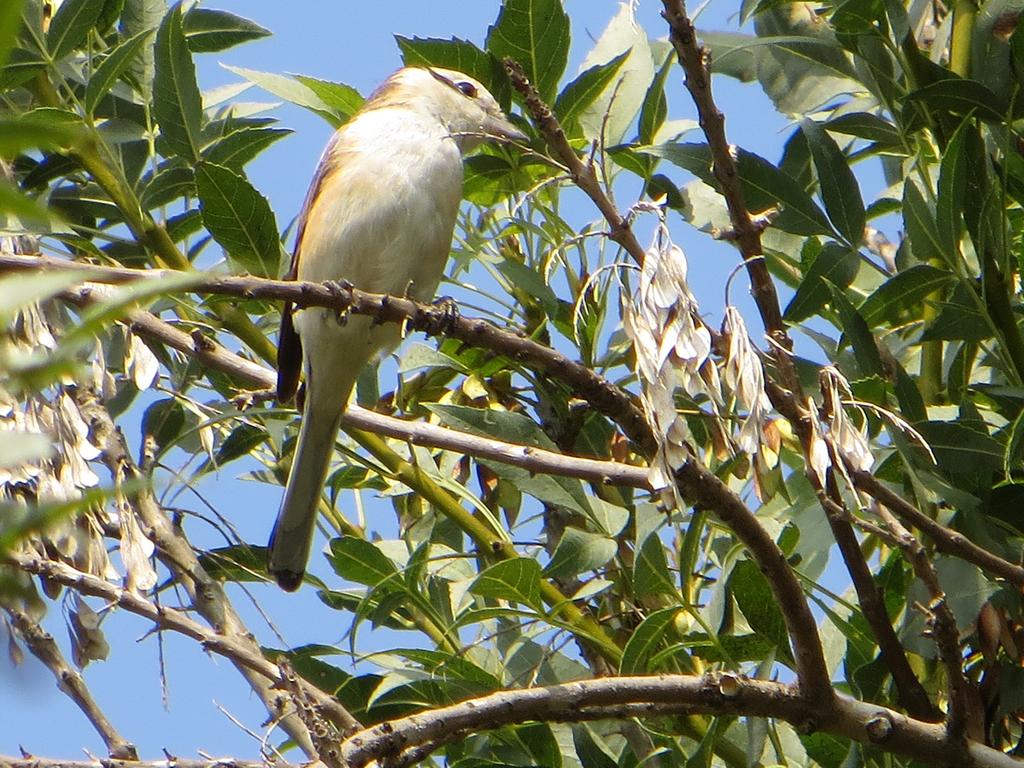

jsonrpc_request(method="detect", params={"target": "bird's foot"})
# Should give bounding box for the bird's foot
[425,295,460,336]
[324,279,354,325]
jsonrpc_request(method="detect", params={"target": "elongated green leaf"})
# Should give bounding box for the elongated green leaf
[153,3,203,161]
[486,0,569,103]
[396,36,509,111]
[937,120,969,260]
[731,560,793,665]
[47,0,104,59]
[0,0,24,69]
[639,52,673,145]
[195,162,280,277]
[541,527,616,580]
[906,79,1005,123]
[642,142,832,236]
[858,264,955,327]
[825,112,901,145]
[633,533,677,598]
[826,281,884,376]
[292,76,364,124]
[202,126,290,170]
[0,271,84,325]
[85,28,155,115]
[553,50,628,131]
[141,165,194,209]
[802,119,864,246]
[784,242,860,322]
[915,421,1003,474]
[470,558,542,608]
[223,64,340,125]
[328,537,399,587]
[183,7,269,52]
[0,179,55,225]
[902,179,944,264]
[121,0,164,99]
[620,607,679,674]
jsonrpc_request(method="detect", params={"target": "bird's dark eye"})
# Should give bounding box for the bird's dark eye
[456,81,478,98]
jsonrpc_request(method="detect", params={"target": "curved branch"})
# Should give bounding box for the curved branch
[338,673,1021,768]
[0,253,654,453]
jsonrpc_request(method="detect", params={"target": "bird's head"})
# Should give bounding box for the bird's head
[366,66,527,151]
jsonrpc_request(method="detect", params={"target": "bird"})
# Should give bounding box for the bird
[268,66,526,591]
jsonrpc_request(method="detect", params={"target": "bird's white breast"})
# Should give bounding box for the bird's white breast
[295,107,465,300]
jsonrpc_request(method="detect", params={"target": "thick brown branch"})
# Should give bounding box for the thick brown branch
[672,461,834,706]
[0,252,654,453]
[6,609,137,760]
[502,58,647,267]
[338,673,1022,768]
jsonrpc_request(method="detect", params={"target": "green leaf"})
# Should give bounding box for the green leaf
[825,111,901,145]
[396,36,509,112]
[902,179,945,265]
[195,162,281,278]
[328,537,400,587]
[915,421,1004,474]
[141,397,184,454]
[182,8,270,53]
[223,65,342,125]
[642,142,832,236]
[906,79,1006,123]
[292,76,364,124]
[639,52,673,145]
[47,0,104,60]
[553,50,628,132]
[633,532,678,598]
[470,557,542,608]
[826,282,884,377]
[620,607,679,674]
[0,0,25,69]
[198,544,267,582]
[153,2,203,161]
[486,0,570,103]
[0,179,57,225]
[214,422,265,464]
[85,27,155,116]
[542,527,616,580]
[784,242,860,323]
[141,165,194,209]
[730,559,793,665]
[801,119,865,246]
[858,264,955,327]
[120,0,164,100]
[202,126,290,170]
[922,281,990,342]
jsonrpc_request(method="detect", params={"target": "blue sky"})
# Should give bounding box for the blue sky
[0,1,808,760]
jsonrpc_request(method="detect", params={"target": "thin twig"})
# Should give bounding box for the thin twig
[850,468,1024,587]
[6,609,138,760]
[502,59,647,267]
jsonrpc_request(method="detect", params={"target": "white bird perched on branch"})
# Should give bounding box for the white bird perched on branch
[269,66,526,591]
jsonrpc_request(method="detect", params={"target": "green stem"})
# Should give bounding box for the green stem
[949,0,978,79]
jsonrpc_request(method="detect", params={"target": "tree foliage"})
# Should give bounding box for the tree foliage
[3,0,1024,766]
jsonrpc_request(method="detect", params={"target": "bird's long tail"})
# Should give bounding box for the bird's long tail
[268,381,349,591]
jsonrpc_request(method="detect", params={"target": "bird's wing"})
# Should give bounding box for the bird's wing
[276,132,342,403]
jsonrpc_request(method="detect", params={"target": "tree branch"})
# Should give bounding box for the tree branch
[850,468,1024,587]
[338,673,1022,768]
[502,59,647,267]
[4,551,353,739]
[0,252,653,454]
[6,609,137,760]
[0,759,269,768]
